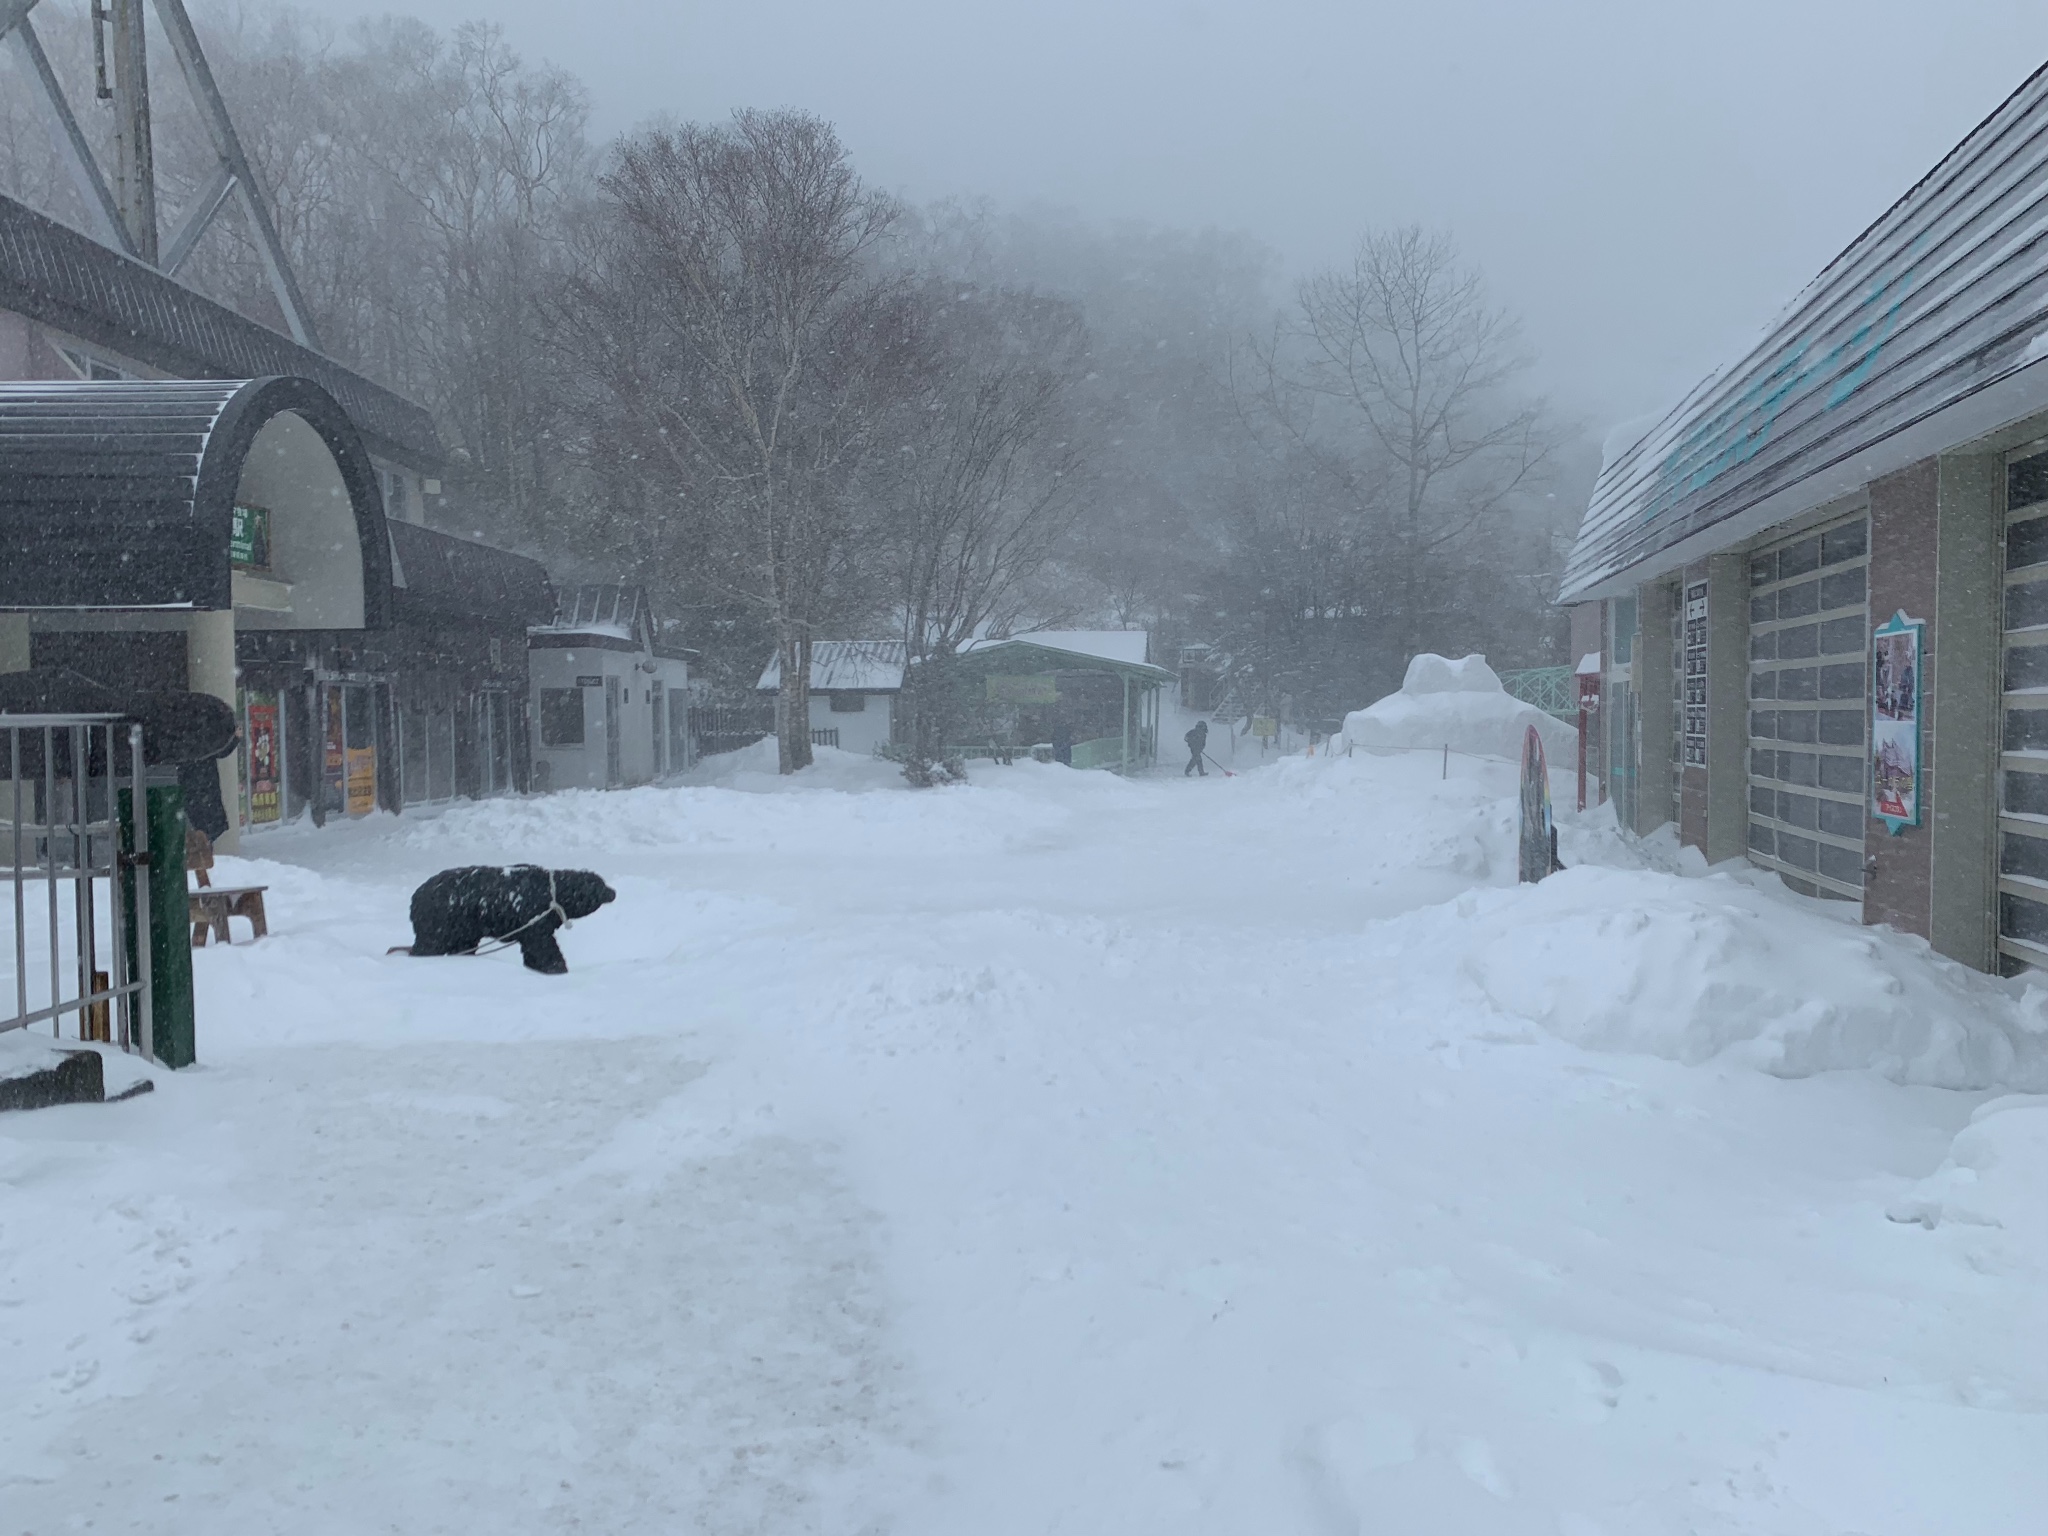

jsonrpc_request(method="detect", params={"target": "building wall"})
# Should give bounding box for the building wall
[806,692,894,755]
[1590,443,2013,971]
[1636,580,1680,835]
[1865,462,1942,935]
[1930,454,2002,970]
[651,659,693,776]
[530,646,674,790]
[1860,454,2002,963]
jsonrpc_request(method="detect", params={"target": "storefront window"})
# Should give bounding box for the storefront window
[321,685,378,819]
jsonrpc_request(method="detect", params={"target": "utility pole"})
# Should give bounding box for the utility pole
[103,0,158,263]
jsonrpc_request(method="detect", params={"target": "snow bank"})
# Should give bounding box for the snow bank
[1888,1095,2048,1230]
[1465,866,2048,1089]
[1341,653,1577,764]
[686,737,903,792]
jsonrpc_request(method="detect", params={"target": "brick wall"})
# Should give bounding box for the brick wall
[1864,459,1939,938]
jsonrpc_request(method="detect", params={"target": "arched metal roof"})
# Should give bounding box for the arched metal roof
[0,376,390,618]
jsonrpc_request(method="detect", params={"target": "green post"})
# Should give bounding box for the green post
[119,776,194,1068]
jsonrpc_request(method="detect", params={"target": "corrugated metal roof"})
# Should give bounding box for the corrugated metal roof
[957,631,1173,682]
[976,630,1154,668]
[0,194,443,467]
[530,583,651,644]
[390,520,553,628]
[757,640,907,692]
[1562,60,2048,602]
[0,377,390,616]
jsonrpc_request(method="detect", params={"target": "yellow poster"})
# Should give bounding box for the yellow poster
[346,747,377,816]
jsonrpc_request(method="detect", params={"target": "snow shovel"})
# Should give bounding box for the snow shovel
[1203,751,1236,778]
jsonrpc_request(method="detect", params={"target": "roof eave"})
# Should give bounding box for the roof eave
[1560,351,2048,603]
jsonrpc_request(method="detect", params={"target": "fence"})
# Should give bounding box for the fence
[0,715,154,1059]
[1497,666,1577,721]
[686,702,778,759]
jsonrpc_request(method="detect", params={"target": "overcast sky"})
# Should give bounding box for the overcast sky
[317,0,2048,432]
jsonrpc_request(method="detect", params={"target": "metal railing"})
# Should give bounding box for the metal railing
[1497,666,1577,721]
[809,727,839,749]
[0,715,153,1059]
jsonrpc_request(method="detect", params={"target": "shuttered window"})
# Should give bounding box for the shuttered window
[1747,515,1869,899]
[2000,448,2048,972]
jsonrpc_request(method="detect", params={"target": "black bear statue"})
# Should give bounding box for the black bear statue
[402,865,616,974]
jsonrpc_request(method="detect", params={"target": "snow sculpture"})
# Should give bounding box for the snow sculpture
[1339,653,1577,764]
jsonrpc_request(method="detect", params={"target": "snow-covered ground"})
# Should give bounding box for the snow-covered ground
[6,741,2048,1534]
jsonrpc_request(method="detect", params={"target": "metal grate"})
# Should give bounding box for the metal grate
[1746,515,1870,899]
[1998,447,2048,972]
[0,715,154,1056]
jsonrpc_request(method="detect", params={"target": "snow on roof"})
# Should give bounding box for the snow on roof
[537,620,636,642]
[757,640,907,693]
[962,630,1153,667]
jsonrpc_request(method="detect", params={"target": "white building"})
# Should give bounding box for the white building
[756,641,906,756]
[529,586,693,790]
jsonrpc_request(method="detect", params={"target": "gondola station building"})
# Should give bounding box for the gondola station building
[0,192,554,845]
[1566,61,2048,976]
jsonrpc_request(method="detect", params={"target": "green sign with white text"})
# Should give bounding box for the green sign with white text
[231,503,271,570]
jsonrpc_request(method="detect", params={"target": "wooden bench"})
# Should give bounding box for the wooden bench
[187,828,269,947]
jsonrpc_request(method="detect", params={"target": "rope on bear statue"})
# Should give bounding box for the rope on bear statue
[466,867,573,958]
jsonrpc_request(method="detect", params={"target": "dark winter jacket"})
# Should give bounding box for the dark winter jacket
[407,865,616,974]
[1185,721,1209,752]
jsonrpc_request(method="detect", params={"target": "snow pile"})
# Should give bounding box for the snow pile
[686,736,902,792]
[1888,1095,2048,1230]
[1341,652,1577,764]
[1464,865,2048,1089]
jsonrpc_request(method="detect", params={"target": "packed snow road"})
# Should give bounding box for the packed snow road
[6,745,2048,1534]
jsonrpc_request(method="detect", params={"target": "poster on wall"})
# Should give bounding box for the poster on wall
[1871,610,1923,834]
[246,697,281,823]
[322,690,347,819]
[346,747,377,817]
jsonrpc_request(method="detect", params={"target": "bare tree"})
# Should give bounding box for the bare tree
[1289,225,1553,660]
[585,110,909,773]
[884,285,1083,781]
